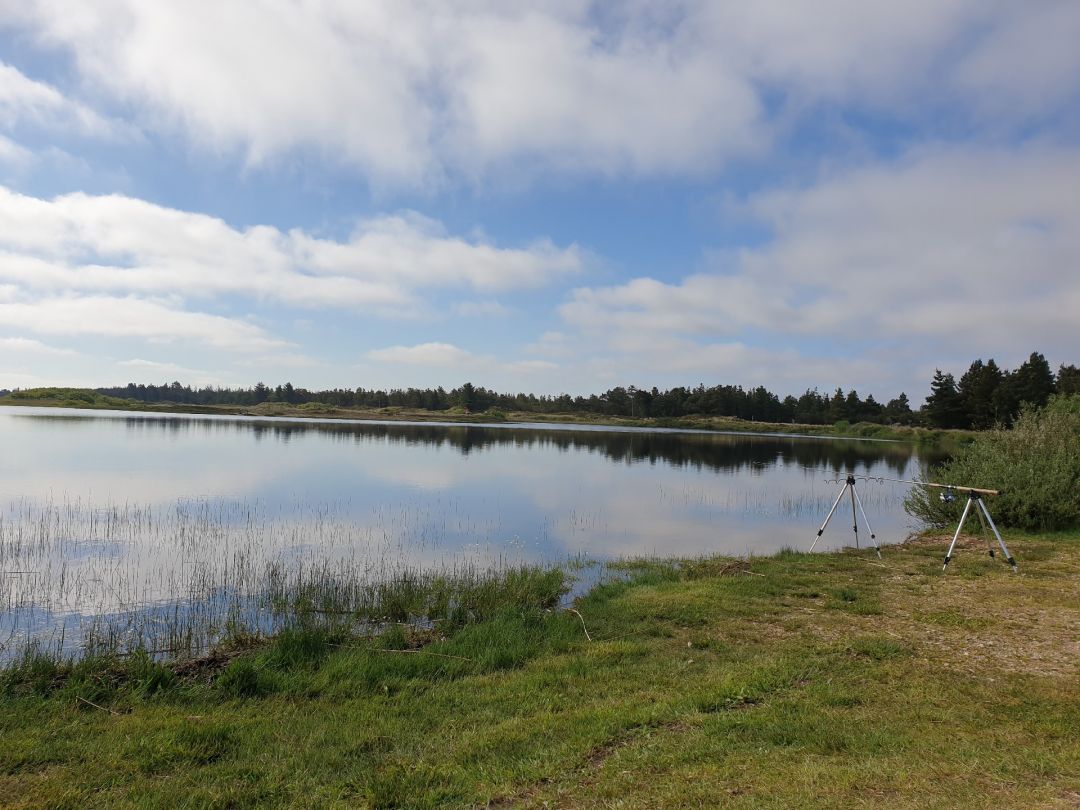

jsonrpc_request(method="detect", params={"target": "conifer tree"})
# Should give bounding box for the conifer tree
[1058,364,1080,395]
[924,370,966,428]
[1012,351,1056,408]
[958,358,1003,429]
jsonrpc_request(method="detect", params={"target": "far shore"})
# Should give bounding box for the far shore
[0,394,967,444]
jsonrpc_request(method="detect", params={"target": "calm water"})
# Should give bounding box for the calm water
[0,406,942,659]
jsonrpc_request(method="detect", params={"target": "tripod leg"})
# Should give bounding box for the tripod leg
[976,498,1017,572]
[943,495,974,571]
[811,484,848,552]
[851,485,881,559]
[973,504,995,558]
[850,485,859,549]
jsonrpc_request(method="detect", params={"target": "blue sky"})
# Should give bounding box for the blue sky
[1,2,1079,401]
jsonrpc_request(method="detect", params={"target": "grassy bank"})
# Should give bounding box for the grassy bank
[2,532,1077,808]
[0,390,966,444]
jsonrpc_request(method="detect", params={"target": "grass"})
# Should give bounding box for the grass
[2,530,1078,808]
[0,389,969,443]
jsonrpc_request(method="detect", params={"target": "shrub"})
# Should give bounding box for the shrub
[905,394,1080,531]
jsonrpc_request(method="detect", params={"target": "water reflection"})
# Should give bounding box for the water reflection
[1,406,941,659]
[8,407,928,475]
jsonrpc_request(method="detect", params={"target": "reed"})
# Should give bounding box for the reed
[0,496,566,673]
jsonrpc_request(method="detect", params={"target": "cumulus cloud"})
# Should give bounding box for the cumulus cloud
[558,145,1080,393]
[0,187,583,311]
[6,2,1076,183]
[0,182,580,383]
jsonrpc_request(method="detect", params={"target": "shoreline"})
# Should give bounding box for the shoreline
[0,395,967,444]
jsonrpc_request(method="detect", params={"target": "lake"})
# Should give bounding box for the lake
[0,406,942,660]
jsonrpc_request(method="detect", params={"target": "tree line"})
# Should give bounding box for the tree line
[84,351,1077,430]
[924,352,1078,429]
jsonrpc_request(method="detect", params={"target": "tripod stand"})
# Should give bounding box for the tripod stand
[942,489,1017,573]
[810,475,881,558]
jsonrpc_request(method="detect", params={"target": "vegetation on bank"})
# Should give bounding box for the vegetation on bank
[2,533,1078,808]
[906,394,1080,530]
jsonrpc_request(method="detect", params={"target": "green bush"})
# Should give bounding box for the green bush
[905,394,1080,530]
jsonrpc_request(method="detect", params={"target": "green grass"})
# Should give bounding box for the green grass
[2,532,1079,808]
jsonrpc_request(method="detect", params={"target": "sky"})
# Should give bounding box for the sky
[1,1,1078,402]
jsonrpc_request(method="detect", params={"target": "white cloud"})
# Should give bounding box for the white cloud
[443,7,764,177]
[523,331,575,359]
[294,212,583,293]
[0,296,287,352]
[233,353,323,370]
[738,145,1080,349]
[365,342,559,377]
[0,187,583,311]
[557,144,1080,395]
[115,358,228,386]
[0,60,127,139]
[0,336,78,356]
[0,134,34,167]
[366,342,479,369]
[7,2,1076,183]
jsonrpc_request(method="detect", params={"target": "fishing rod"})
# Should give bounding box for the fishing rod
[807,473,1015,572]
[851,475,1000,497]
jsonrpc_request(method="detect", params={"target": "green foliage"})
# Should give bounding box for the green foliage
[1059,364,1080,395]
[906,394,1080,530]
[6,387,134,409]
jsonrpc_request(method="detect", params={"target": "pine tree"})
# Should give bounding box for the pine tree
[924,370,966,428]
[884,392,913,424]
[828,388,846,422]
[843,389,863,422]
[1012,351,1056,408]
[958,358,1003,429]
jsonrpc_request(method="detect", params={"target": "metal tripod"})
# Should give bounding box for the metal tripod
[810,475,881,558]
[942,490,1017,573]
